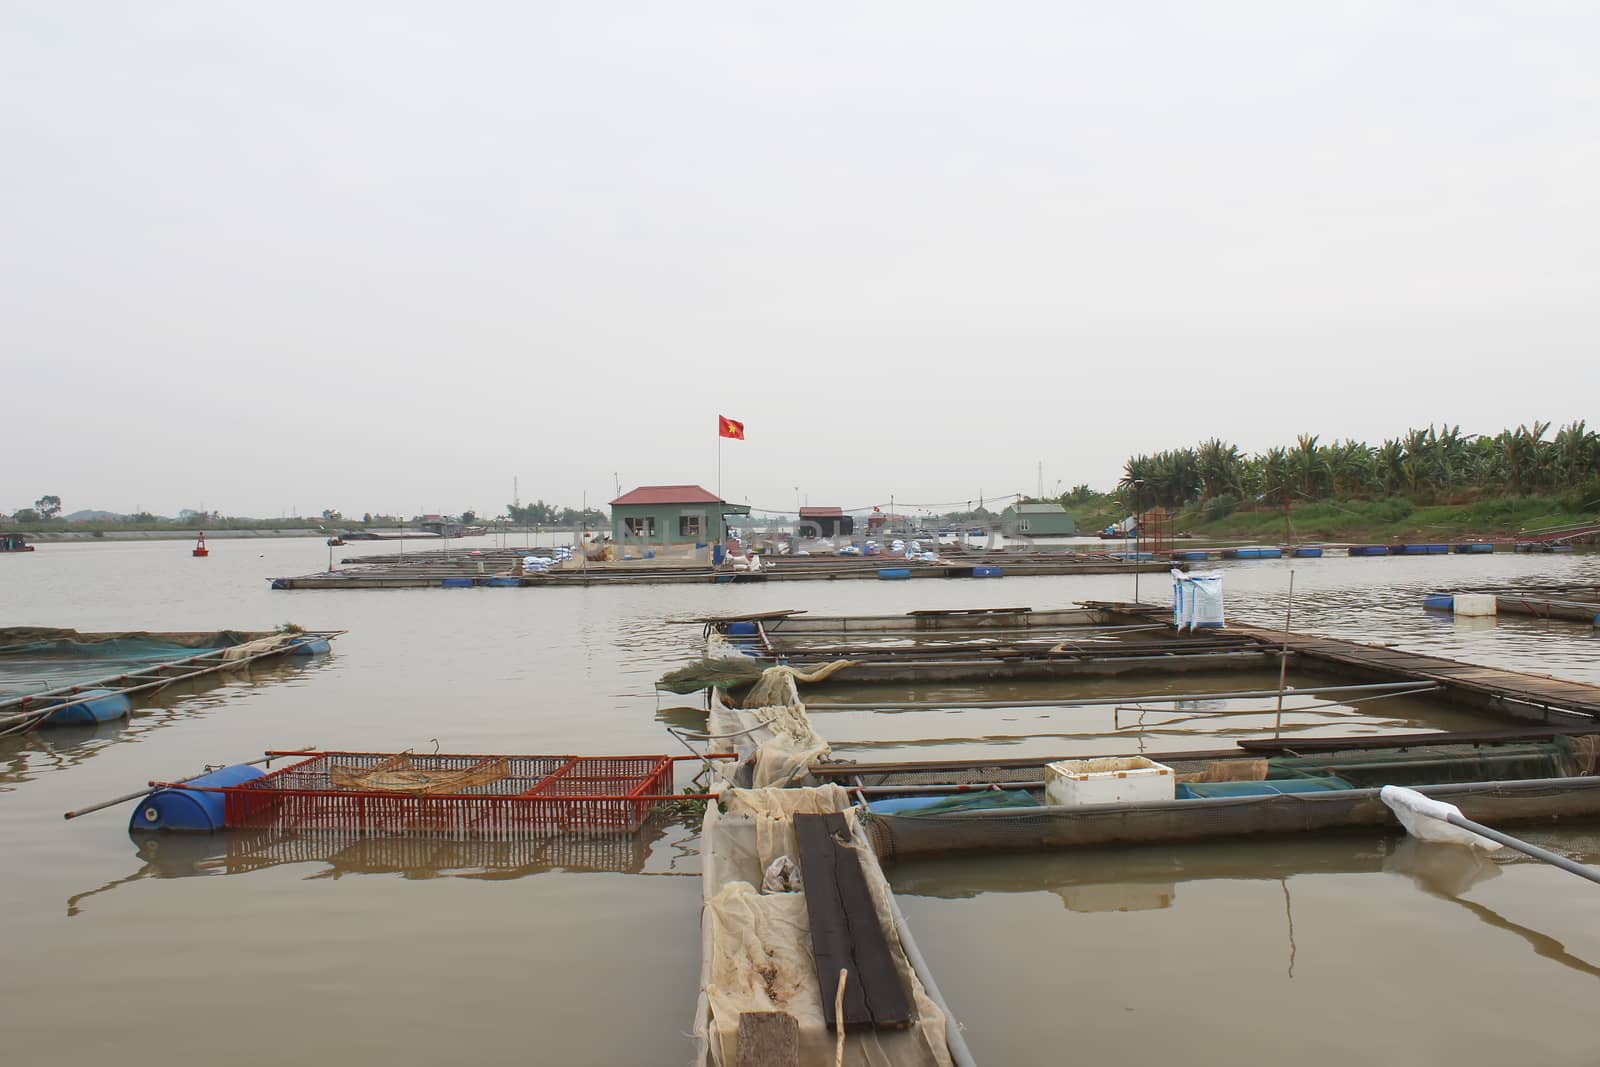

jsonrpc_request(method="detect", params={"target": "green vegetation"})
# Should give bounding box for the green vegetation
[505,500,606,527]
[1103,422,1600,541]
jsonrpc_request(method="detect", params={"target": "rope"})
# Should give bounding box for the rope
[834,968,849,1067]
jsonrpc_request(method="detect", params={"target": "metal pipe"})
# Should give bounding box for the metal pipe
[809,679,1438,712]
[1447,814,1600,885]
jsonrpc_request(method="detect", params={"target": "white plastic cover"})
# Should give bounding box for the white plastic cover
[1380,785,1504,851]
[1172,569,1225,631]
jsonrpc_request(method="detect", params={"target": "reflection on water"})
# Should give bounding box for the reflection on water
[67,820,693,917]
[6,538,1600,1066]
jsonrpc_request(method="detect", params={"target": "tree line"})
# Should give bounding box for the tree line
[1117,422,1600,514]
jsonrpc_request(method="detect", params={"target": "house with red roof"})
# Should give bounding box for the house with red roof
[797,506,853,538]
[608,485,751,546]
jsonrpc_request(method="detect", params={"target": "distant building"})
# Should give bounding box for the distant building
[797,506,853,538]
[609,485,752,545]
[1001,502,1077,537]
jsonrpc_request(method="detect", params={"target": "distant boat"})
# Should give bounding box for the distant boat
[1,533,34,553]
[326,537,346,547]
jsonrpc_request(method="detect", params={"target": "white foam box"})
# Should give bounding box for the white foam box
[1044,756,1175,807]
[1454,593,1498,617]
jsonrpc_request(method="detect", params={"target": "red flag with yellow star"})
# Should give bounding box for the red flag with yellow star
[718,415,745,440]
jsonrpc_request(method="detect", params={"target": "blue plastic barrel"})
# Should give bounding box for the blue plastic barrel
[1423,594,1454,612]
[972,566,1003,578]
[1292,547,1323,558]
[878,568,912,580]
[44,689,133,726]
[1453,543,1494,554]
[712,544,725,565]
[440,577,474,588]
[130,764,266,833]
[726,622,759,636]
[1175,550,1210,561]
[288,638,332,655]
[486,577,521,587]
[1349,546,1388,556]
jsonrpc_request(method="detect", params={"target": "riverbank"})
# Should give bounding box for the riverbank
[1171,494,1598,544]
[21,528,333,542]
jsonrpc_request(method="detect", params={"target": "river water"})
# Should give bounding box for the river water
[2,538,1599,1065]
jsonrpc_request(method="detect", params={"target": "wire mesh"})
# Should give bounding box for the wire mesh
[222,752,675,837]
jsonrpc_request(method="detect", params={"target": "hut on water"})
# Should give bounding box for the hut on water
[1001,501,1077,537]
[609,485,751,546]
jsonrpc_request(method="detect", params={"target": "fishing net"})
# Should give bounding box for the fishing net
[658,658,768,695]
[1267,739,1596,788]
[695,788,954,1067]
[328,755,512,795]
[0,628,269,697]
[660,654,859,696]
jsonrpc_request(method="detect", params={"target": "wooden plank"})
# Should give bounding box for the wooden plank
[793,812,912,1032]
[906,607,1032,616]
[735,1012,800,1067]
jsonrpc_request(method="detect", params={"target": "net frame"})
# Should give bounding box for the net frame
[220,751,676,837]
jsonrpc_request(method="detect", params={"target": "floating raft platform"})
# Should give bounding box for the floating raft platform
[0,628,340,736]
[1424,589,1600,626]
[1091,601,1600,722]
[1167,541,1510,560]
[271,548,1174,590]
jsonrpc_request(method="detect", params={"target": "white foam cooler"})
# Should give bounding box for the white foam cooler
[1044,756,1175,806]
[1454,593,1498,617]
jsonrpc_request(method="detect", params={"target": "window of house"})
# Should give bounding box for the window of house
[1018,518,1029,532]
[624,516,655,537]
[679,514,704,538]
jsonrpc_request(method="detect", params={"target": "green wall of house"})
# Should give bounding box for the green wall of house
[610,503,751,544]
[1000,504,1077,537]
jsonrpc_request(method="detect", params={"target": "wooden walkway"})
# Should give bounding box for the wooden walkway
[1089,601,1600,721]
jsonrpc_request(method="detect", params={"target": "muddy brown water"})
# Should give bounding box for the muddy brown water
[2,538,1599,1065]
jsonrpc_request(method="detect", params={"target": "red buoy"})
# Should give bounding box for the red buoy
[192,532,209,558]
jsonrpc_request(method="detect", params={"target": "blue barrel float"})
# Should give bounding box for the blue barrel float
[1349,545,1389,556]
[878,568,912,580]
[972,566,1004,578]
[288,637,332,655]
[1292,547,1324,558]
[1423,594,1455,612]
[1174,550,1211,561]
[130,764,265,832]
[440,577,475,588]
[485,577,521,587]
[44,689,133,726]
[1453,543,1495,554]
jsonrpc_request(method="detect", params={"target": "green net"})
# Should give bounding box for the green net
[1267,738,1593,788]
[655,657,768,695]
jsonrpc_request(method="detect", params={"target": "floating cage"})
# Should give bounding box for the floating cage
[219,751,677,837]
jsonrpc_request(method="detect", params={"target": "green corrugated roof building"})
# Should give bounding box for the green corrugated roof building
[1000,501,1077,537]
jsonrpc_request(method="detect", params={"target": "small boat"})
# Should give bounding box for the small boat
[326,537,346,547]
[1,533,34,553]
[192,532,209,557]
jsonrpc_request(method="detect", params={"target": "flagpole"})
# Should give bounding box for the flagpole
[717,424,723,541]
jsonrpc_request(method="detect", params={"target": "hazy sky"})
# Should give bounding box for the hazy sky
[4,2,1597,519]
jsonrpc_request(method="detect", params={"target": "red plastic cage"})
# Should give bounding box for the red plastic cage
[219,751,678,837]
